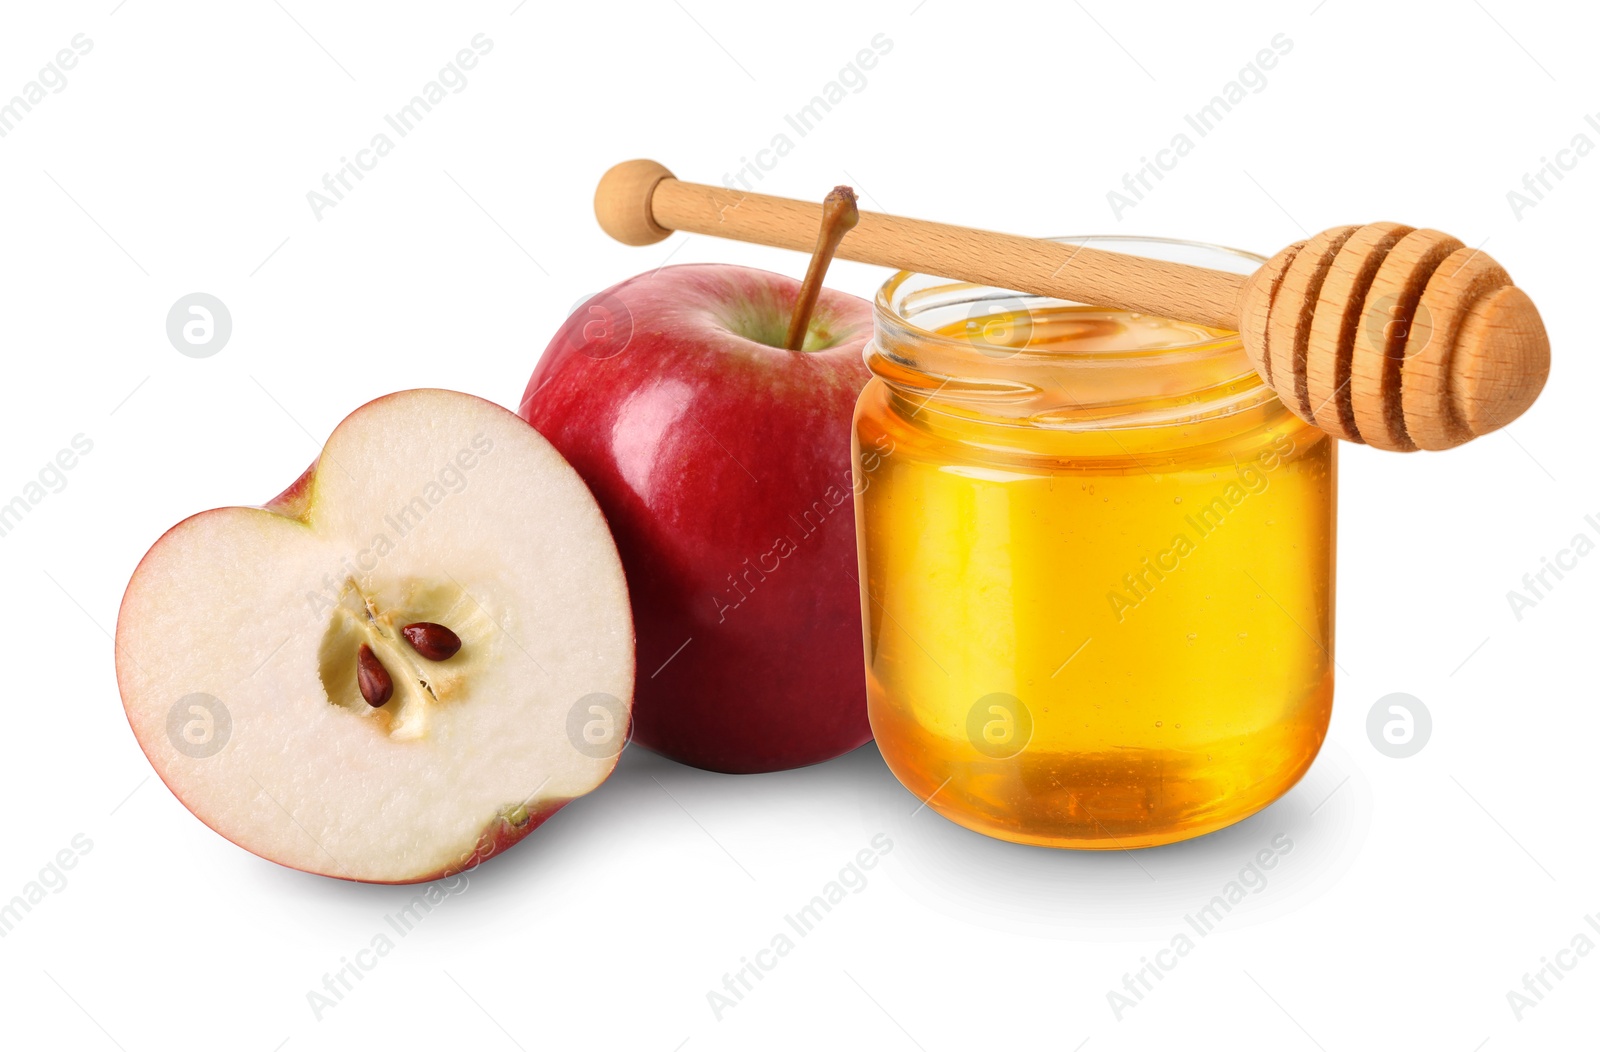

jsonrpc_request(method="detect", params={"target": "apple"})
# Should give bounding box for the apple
[116,389,634,883]
[521,263,874,773]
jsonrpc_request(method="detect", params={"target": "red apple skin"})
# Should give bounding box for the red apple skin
[392,797,571,886]
[162,769,569,885]
[522,264,874,774]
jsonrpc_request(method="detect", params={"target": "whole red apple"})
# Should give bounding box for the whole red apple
[522,264,874,773]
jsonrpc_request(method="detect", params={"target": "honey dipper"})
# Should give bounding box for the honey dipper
[593,160,1550,452]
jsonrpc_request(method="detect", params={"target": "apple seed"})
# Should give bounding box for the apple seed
[356,644,394,707]
[401,622,462,661]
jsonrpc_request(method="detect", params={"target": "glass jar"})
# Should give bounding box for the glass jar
[852,238,1336,849]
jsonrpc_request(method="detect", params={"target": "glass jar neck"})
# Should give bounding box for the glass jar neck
[869,237,1277,433]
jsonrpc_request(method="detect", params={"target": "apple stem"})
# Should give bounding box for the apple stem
[784,186,859,351]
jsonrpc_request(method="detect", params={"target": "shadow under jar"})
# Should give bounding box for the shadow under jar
[852,238,1336,849]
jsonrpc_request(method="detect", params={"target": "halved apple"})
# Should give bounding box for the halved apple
[116,389,634,883]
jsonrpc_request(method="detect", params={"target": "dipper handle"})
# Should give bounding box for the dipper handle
[595,159,1549,451]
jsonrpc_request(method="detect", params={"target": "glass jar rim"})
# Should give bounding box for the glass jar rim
[869,236,1278,433]
[874,235,1265,360]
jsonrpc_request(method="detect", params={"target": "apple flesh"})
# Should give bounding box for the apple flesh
[116,389,634,883]
[522,264,874,773]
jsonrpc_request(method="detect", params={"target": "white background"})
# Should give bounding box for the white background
[1,0,1594,1048]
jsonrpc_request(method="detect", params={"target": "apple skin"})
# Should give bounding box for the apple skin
[123,502,580,885]
[115,389,634,884]
[158,769,570,886]
[373,797,571,886]
[120,492,584,886]
[522,264,874,774]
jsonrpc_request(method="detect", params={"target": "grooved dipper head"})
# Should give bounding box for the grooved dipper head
[1239,224,1550,451]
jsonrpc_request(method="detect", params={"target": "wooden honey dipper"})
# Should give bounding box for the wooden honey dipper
[594,160,1550,452]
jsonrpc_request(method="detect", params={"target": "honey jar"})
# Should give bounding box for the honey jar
[853,238,1336,849]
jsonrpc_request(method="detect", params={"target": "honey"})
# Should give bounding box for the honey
[852,239,1336,849]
